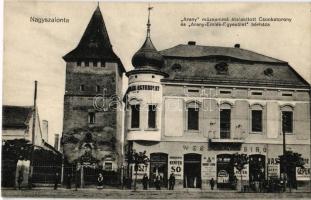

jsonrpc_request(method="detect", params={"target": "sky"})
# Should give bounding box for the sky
[3,1,311,145]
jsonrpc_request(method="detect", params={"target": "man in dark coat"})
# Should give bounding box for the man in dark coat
[210,178,215,190]
[142,173,149,190]
[66,173,72,189]
[169,173,176,190]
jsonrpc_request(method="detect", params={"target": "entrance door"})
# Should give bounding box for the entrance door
[149,153,168,188]
[249,154,265,182]
[184,154,201,188]
[217,154,234,189]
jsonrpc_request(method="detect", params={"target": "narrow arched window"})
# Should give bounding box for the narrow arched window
[250,104,264,133]
[281,105,294,134]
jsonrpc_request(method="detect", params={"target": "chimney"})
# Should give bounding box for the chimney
[188,41,196,45]
[42,120,48,143]
[54,134,59,150]
[234,44,240,48]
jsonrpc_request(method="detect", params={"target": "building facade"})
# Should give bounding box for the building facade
[124,11,310,190]
[61,6,124,171]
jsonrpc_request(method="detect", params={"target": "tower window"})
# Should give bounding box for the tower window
[148,105,157,128]
[131,105,140,128]
[96,85,100,93]
[80,85,85,91]
[88,112,96,124]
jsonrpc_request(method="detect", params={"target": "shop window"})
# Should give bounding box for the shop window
[131,105,140,128]
[88,112,95,124]
[148,105,157,128]
[187,102,200,131]
[282,111,293,134]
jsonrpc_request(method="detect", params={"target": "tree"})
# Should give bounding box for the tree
[278,150,305,192]
[128,149,149,191]
[231,153,248,191]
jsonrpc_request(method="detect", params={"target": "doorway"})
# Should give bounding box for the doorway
[184,153,201,188]
[149,153,168,188]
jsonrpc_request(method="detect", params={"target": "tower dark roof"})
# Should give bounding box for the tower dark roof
[63,6,122,66]
[132,37,164,69]
[131,6,164,70]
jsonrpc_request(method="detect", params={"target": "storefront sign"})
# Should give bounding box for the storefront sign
[268,165,280,178]
[168,156,183,179]
[296,167,310,181]
[217,170,229,183]
[131,163,149,179]
[234,165,249,180]
[128,85,160,92]
[202,156,216,180]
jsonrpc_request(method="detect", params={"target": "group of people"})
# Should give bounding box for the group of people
[141,173,176,190]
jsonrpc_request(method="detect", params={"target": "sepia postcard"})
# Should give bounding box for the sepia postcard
[1,1,311,199]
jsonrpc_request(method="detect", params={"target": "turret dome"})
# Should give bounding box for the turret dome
[132,36,164,69]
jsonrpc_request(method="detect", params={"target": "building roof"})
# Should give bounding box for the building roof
[160,44,285,63]
[160,43,309,88]
[63,6,125,72]
[2,106,33,129]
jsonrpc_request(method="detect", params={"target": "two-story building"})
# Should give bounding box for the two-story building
[124,9,310,190]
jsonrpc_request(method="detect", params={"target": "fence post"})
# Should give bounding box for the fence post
[80,165,84,188]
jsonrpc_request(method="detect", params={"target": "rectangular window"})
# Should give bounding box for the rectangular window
[131,105,140,128]
[282,93,292,97]
[96,85,100,93]
[251,92,262,96]
[148,105,157,128]
[252,110,263,132]
[282,111,293,133]
[88,112,95,124]
[188,107,199,130]
[220,90,231,94]
[188,89,199,93]
[220,109,231,139]
[80,85,85,91]
[105,162,112,171]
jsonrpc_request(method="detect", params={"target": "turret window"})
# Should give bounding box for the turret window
[131,105,140,128]
[148,105,157,128]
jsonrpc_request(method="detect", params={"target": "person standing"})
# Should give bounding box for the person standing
[169,173,175,190]
[210,178,215,190]
[54,172,60,190]
[142,173,148,190]
[155,175,161,190]
[66,173,72,189]
[97,173,104,189]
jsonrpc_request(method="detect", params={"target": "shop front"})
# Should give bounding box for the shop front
[130,141,310,190]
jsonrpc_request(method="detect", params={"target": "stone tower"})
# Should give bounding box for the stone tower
[61,5,124,171]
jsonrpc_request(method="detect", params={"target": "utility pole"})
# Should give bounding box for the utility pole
[29,80,38,188]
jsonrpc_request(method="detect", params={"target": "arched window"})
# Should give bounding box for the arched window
[220,103,232,139]
[186,101,201,131]
[250,104,264,133]
[280,105,294,134]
